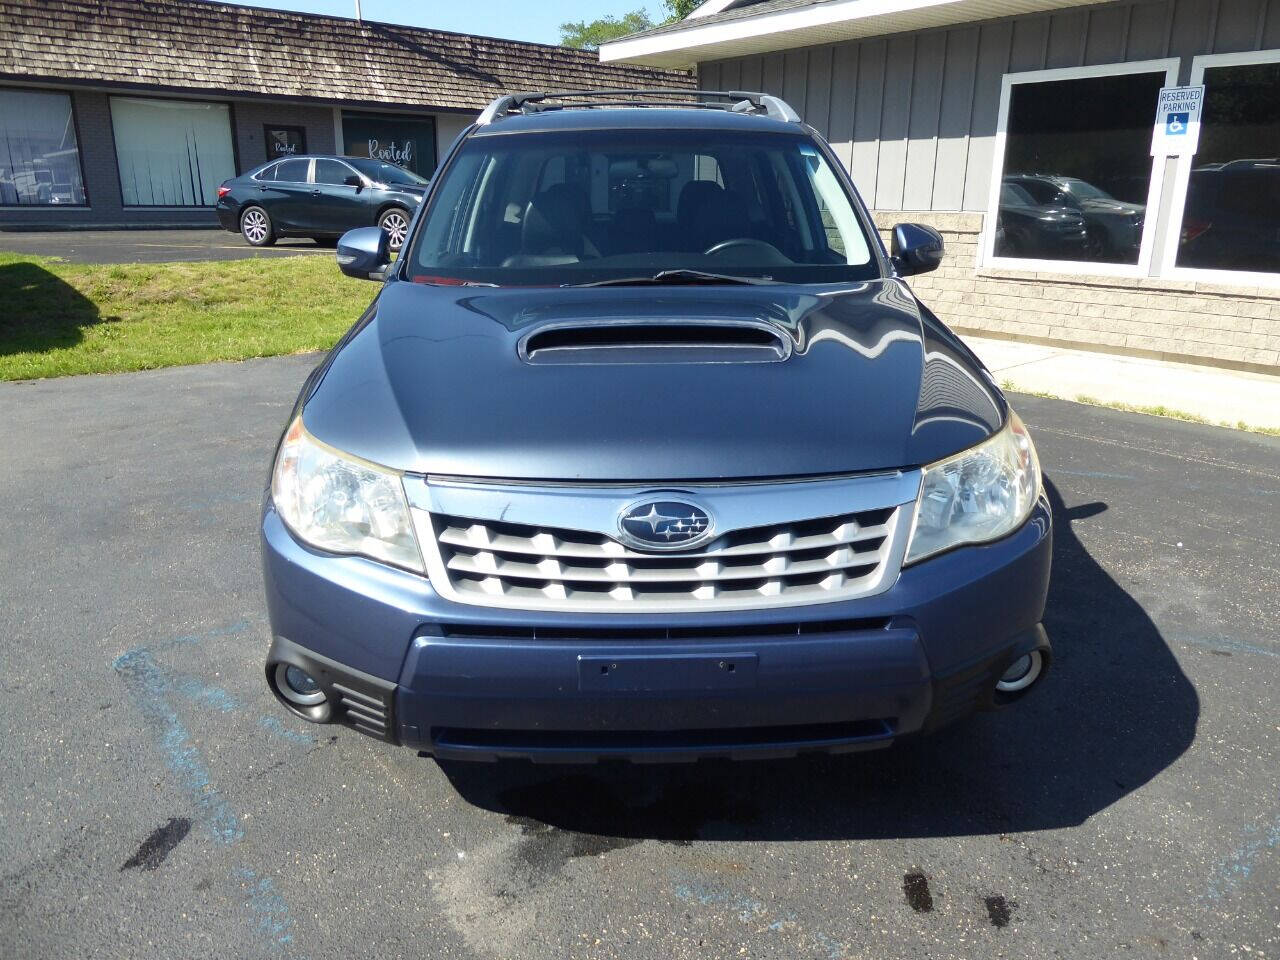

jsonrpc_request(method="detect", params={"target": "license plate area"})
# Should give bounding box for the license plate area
[578,653,758,692]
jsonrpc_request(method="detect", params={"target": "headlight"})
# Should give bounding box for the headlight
[271,417,424,573]
[905,411,1041,564]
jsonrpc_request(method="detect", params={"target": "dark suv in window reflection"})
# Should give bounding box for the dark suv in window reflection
[1002,174,1145,263]
[215,155,428,251]
[994,180,1088,258]
[1179,160,1280,273]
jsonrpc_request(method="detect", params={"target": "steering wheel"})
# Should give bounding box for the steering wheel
[703,237,782,258]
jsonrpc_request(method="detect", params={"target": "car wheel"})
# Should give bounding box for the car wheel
[1083,226,1108,261]
[240,206,276,247]
[378,208,409,253]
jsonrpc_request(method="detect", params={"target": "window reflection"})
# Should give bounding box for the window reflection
[111,97,236,206]
[0,89,86,206]
[994,72,1163,264]
[1177,62,1280,273]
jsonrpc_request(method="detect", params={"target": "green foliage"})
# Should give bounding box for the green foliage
[661,0,700,21]
[558,0,701,49]
[559,10,655,50]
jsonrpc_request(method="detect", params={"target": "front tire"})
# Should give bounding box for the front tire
[378,208,409,253]
[240,206,276,247]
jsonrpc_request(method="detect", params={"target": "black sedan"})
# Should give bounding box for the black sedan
[215,155,427,251]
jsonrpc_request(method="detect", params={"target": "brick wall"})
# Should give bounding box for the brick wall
[230,100,336,170]
[875,212,1280,374]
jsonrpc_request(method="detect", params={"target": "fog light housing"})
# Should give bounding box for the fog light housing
[275,663,326,706]
[995,650,1043,694]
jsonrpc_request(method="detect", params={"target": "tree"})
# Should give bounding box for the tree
[558,1,701,50]
[661,0,700,20]
[559,10,654,50]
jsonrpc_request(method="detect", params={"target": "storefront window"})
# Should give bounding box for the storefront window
[1175,61,1280,273]
[341,112,436,177]
[991,67,1168,266]
[111,97,236,206]
[264,124,307,160]
[0,89,86,206]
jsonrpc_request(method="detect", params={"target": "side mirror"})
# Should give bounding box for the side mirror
[343,174,363,189]
[336,226,390,281]
[890,223,944,276]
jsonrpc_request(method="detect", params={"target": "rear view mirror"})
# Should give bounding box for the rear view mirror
[890,223,944,276]
[336,226,390,281]
[343,174,362,188]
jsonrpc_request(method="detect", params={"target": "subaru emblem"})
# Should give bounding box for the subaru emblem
[617,498,714,551]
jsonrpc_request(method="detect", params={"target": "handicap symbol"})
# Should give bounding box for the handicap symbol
[1165,112,1189,135]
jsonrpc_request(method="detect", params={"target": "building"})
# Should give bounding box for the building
[0,0,689,230]
[602,0,1280,372]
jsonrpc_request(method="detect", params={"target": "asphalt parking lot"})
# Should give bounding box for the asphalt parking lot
[1,356,1276,960]
[0,229,328,263]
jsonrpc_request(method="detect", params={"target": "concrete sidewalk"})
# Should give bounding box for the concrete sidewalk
[963,335,1280,433]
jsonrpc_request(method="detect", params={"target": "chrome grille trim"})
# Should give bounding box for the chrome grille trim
[407,473,920,613]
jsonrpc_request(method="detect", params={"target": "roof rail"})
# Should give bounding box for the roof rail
[474,89,802,125]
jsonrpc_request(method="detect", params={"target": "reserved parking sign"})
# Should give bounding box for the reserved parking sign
[1151,85,1204,156]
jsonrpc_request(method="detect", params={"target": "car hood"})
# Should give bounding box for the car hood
[1078,198,1144,216]
[301,279,1004,481]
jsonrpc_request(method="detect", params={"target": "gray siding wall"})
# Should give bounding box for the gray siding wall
[698,0,1280,212]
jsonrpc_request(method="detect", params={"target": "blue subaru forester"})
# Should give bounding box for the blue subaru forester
[261,90,1052,762]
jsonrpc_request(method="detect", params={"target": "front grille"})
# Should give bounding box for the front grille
[437,617,893,641]
[421,504,906,612]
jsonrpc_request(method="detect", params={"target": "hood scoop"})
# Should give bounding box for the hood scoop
[519,319,792,365]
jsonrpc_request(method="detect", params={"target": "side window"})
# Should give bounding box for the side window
[693,153,723,185]
[796,144,870,264]
[275,158,309,183]
[415,152,489,264]
[537,156,566,191]
[255,162,279,182]
[314,159,353,185]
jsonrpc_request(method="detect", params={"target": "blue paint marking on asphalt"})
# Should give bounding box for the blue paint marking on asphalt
[112,648,244,845]
[169,674,241,713]
[234,867,306,955]
[152,619,262,655]
[258,714,317,745]
[1206,804,1280,899]
[1175,634,1279,659]
[672,875,842,958]
[115,622,318,955]
[1050,468,1138,481]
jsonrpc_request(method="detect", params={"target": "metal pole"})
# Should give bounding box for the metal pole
[354,0,362,20]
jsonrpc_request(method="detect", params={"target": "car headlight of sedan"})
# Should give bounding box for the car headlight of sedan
[271,417,424,573]
[905,411,1041,564]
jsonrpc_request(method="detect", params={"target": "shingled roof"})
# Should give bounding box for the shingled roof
[0,0,693,111]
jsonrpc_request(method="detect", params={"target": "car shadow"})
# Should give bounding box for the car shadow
[0,260,116,358]
[440,478,1199,841]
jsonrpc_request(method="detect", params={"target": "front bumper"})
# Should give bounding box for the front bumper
[261,498,1052,761]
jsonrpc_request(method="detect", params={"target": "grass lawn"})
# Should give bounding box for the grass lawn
[0,252,376,380]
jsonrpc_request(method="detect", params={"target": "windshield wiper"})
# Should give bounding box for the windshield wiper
[564,269,777,288]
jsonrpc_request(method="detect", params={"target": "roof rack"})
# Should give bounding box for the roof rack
[475,89,802,126]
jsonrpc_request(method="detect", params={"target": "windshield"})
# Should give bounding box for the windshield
[1059,179,1116,201]
[404,128,879,285]
[347,158,428,186]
